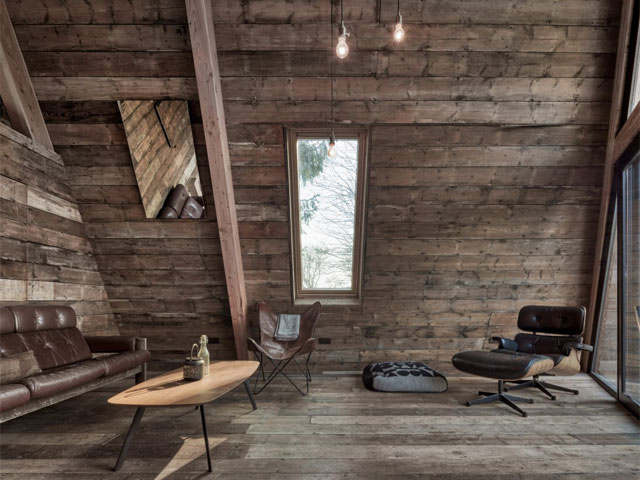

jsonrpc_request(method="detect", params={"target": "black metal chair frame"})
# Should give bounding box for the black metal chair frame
[252,348,313,396]
[504,373,579,400]
[465,380,534,417]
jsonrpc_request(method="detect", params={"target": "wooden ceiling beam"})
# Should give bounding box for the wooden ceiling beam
[0,0,52,150]
[185,0,249,360]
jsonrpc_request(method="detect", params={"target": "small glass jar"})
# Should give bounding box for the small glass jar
[183,344,204,381]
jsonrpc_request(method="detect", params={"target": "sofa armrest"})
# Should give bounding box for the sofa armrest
[562,342,593,355]
[490,336,518,351]
[86,335,136,353]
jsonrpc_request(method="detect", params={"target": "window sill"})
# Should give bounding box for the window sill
[293,297,362,307]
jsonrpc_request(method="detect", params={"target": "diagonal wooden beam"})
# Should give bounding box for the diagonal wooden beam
[0,0,52,150]
[185,0,249,360]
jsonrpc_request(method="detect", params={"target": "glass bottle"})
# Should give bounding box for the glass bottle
[197,334,210,375]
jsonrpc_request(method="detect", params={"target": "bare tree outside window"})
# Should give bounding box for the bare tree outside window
[297,138,358,289]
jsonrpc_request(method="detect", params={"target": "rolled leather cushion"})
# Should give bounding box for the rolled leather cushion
[97,350,151,376]
[20,359,106,399]
[0,307,14,334]
[179,197,204,219]
[0,384,31,412]
[158,206,179,219]
[363,361,448,392]
[452,350,554,381]
[164,184,189,213]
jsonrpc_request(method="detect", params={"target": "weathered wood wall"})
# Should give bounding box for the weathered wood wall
[0,124,117,335]
[5,0,620,371]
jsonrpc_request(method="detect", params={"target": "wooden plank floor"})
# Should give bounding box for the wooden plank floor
[0,372,638,479]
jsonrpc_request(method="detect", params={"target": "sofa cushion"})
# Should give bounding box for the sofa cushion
[0,351,42,384]
[10,305,77,332]
[18,328,92,370]
[20,359,106,399]
[98,350,151,377]
[0,307,14,334]
[0,333,28,358]
[0,384,31,413]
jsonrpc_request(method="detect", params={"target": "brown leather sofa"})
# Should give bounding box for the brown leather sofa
[0,305,151,422]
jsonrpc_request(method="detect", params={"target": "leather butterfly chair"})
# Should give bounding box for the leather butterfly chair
[492,305,593,399]
[248,301,321,395]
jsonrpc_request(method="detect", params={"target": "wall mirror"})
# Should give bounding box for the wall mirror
[118,100,205,219]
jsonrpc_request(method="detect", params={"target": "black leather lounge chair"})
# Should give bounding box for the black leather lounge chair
[491,305,593,399]
[452,305,592,416]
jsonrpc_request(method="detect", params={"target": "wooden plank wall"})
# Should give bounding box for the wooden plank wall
[5,0,620,371]
[0,124,118,335]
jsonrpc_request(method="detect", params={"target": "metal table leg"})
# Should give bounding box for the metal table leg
[114,407,145,471]
[244,380,257,410]
[199,404,212,472]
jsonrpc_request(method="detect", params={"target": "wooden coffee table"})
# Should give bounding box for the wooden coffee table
[108,360,259,472]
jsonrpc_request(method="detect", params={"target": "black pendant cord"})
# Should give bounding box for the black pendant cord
[330,0,334,137]
[397,0,400,17]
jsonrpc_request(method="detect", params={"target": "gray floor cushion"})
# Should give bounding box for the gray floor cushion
[363,361,448,392]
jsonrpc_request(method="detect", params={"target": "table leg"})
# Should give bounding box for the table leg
[199,404,212,472]
[244,380,257,410]
[114,407,145,471]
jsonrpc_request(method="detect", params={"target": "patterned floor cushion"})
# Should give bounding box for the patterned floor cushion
[362,361,448,392]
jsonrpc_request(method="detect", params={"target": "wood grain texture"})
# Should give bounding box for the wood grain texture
[0,373,637,478]
[186,0,249,360]
[109,361,258,406]
[0,123,117,335]
[0,0,52,149]
[9,0,619,369]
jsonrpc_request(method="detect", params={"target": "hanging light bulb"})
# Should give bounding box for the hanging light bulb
[328,131,337,158]
[393,14,405,42]
[336,22,349,59]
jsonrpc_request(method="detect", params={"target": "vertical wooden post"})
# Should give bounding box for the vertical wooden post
[0,0,53,150]
[185,0,249,359]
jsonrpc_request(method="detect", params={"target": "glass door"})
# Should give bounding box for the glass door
[592,212,618,391]
[620,149,640,411]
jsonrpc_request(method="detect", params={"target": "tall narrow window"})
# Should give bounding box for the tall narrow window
[286,127,369,303]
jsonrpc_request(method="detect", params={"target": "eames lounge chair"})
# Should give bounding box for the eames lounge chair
[492,305,593,399]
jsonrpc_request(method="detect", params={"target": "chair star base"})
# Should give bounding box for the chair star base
[505,375,579,399]
[465,380,534,417]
